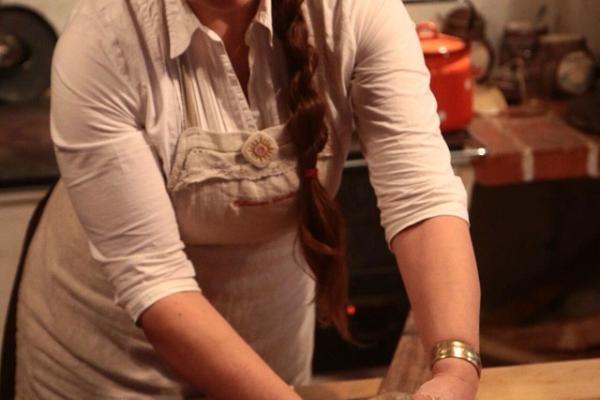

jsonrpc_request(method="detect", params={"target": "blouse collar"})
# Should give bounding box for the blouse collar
[165,0,273,60]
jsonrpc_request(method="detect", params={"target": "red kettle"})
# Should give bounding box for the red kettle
[417,21,473,133]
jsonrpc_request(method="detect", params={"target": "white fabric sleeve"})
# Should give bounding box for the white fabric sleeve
[50,13,200,322]
[347,0,469,246]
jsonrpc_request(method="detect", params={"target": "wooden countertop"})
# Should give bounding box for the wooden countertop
[297,358,600,400]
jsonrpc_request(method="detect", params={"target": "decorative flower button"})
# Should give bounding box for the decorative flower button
[241,132,278,169]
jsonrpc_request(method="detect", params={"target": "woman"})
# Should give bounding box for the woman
[9,0,480,398]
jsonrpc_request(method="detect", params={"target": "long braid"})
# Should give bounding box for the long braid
[273,0,350,340]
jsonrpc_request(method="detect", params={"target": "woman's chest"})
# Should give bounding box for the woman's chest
[137,15,355,182]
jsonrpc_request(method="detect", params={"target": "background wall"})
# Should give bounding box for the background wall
[555,0,600,60]
[405,0,559,57]
[1,0,78,33]
[406,0,599,62]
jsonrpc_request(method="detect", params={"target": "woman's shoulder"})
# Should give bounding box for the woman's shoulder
[56,0,167,90]
[303,0,407,40]
[64,0,134,32]
[304,0,397,18]
[58,0,137,60]
[60,0,168,57]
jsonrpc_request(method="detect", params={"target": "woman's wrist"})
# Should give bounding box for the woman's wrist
[415,358,480,400]
[431,357,480,386]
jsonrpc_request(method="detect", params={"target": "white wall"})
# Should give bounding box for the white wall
[555,0,600,60]
[405,0,560,56]
[1,0,79,33]
[406,0,600,61]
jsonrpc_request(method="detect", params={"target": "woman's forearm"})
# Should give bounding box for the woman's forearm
[139,291,301,400]
[391,215,481,378]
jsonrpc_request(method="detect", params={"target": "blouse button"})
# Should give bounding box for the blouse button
[241,131,279,169]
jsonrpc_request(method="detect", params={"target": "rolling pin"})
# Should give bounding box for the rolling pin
[377,312,432,396]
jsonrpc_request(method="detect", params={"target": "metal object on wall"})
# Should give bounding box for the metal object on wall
[442,1,495,83]
[0,31,26,68]
[0,8,57,103]
[494,14,549,104]
[499,20,548,66]
[537,33,597,98]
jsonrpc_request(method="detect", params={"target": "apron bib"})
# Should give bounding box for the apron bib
[168,53,333,245]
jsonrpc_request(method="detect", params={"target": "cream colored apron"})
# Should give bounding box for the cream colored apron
[14,53,335,399]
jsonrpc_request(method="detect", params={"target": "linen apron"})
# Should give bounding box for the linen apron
[9,52,335,399]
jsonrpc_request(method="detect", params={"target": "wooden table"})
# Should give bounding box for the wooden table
[297,358,600,400]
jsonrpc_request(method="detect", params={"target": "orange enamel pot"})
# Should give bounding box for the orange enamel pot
[417,21,474,133]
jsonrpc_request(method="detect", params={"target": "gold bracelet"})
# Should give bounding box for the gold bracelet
[430,339,482,378]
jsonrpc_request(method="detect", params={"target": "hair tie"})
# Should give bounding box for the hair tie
[304,167,318,178]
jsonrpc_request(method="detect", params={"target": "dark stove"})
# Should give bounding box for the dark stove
[444,129,472,151]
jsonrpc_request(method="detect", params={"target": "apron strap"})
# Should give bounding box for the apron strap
[177,53,201,130]
[0,180,58,398]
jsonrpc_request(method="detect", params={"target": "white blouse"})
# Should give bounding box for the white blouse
[50,0,468,322]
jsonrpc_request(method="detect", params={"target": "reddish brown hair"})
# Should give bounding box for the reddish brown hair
[273,0,351,340]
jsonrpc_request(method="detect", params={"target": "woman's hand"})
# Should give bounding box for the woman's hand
[413,358,479,400]
[368,358,479,400]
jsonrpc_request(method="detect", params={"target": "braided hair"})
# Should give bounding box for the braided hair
[273,0,350,340]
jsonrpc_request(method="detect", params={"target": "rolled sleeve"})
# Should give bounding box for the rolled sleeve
[348,0,469,246]
[51,12,200,322]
